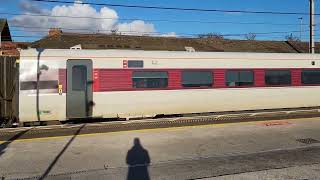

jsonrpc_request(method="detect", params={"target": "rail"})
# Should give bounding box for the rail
[1,107,320,141]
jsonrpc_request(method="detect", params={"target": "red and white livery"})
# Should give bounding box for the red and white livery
[18,49,320,123]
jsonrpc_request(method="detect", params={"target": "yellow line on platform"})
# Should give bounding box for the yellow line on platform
[0,117,318,144]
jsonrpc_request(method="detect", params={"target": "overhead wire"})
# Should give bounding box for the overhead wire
[3,0,315,41]
[6,28,312,39]
[0,12,308,26]
[10,25,308,34]
[30,0,314,16]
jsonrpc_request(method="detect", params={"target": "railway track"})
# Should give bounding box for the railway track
[1,108,320,141]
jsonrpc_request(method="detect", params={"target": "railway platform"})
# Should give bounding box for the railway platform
[0,116,320,179]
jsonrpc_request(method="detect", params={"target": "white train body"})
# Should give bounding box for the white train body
[18,49,320,122]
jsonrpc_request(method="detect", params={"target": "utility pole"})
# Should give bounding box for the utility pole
[3,56,7,119]
[298,17,303,41]
[310,0,315,54]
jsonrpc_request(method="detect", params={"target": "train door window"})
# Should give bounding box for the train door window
[301,70,320,84]
[226,70,254,87]
[265,70,291,85]
[132,71,168,88]
[182,71,213,87]
[72,65,87,91]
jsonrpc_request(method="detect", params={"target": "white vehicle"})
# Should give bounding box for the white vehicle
[2,49,320,125]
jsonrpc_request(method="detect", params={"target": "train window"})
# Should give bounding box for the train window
[302,70,320,84]
[132,71,168,88]
[226,70,254,86]
[20,80,58,90]
[265,70,291,85]
[182,71,213,87]
[128,60,144,68]
[72,65,87,91]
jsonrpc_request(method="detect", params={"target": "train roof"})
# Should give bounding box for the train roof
[20,48,320,61]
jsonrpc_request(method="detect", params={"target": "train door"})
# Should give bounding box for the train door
[66,59,93,119]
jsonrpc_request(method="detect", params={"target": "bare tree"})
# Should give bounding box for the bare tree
[198,33,224,39]
[245,33,257,40]
[285,33,300,41]
[111,29,118,35]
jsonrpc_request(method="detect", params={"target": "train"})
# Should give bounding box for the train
[2,48,320,125]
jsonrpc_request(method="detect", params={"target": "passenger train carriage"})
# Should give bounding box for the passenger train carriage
[16,49,320,123]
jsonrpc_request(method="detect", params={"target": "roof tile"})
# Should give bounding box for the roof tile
[31,32,319,53]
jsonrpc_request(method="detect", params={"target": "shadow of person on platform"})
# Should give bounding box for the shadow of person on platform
[126,138,151,180]
[0,129,29,157]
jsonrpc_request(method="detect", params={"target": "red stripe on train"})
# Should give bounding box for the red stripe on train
[57,68,320,93]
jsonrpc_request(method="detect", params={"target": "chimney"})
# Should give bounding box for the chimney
[48,28,62,37]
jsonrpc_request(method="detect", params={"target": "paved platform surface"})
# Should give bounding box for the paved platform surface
[0,118,320,179]
[206,164,320,180]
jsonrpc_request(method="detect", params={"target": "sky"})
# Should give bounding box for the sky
[1,0,319,42]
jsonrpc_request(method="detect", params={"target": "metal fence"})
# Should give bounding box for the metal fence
[0,56,18,126]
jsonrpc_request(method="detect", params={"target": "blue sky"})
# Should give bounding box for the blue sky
[2,0,318,42]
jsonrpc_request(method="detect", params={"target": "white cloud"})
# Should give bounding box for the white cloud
[100,7,119,31]
[117,20,156,35]
[19,0,50,14]
[12,0,173,36]
[49,3,118,32]
[160,32,177,37]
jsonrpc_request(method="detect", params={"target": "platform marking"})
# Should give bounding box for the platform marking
[260,120,291,126]
[0,117,319,144]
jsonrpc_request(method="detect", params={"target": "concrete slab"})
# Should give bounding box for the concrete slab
[0,118,320,179]
[206,164,320,180]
